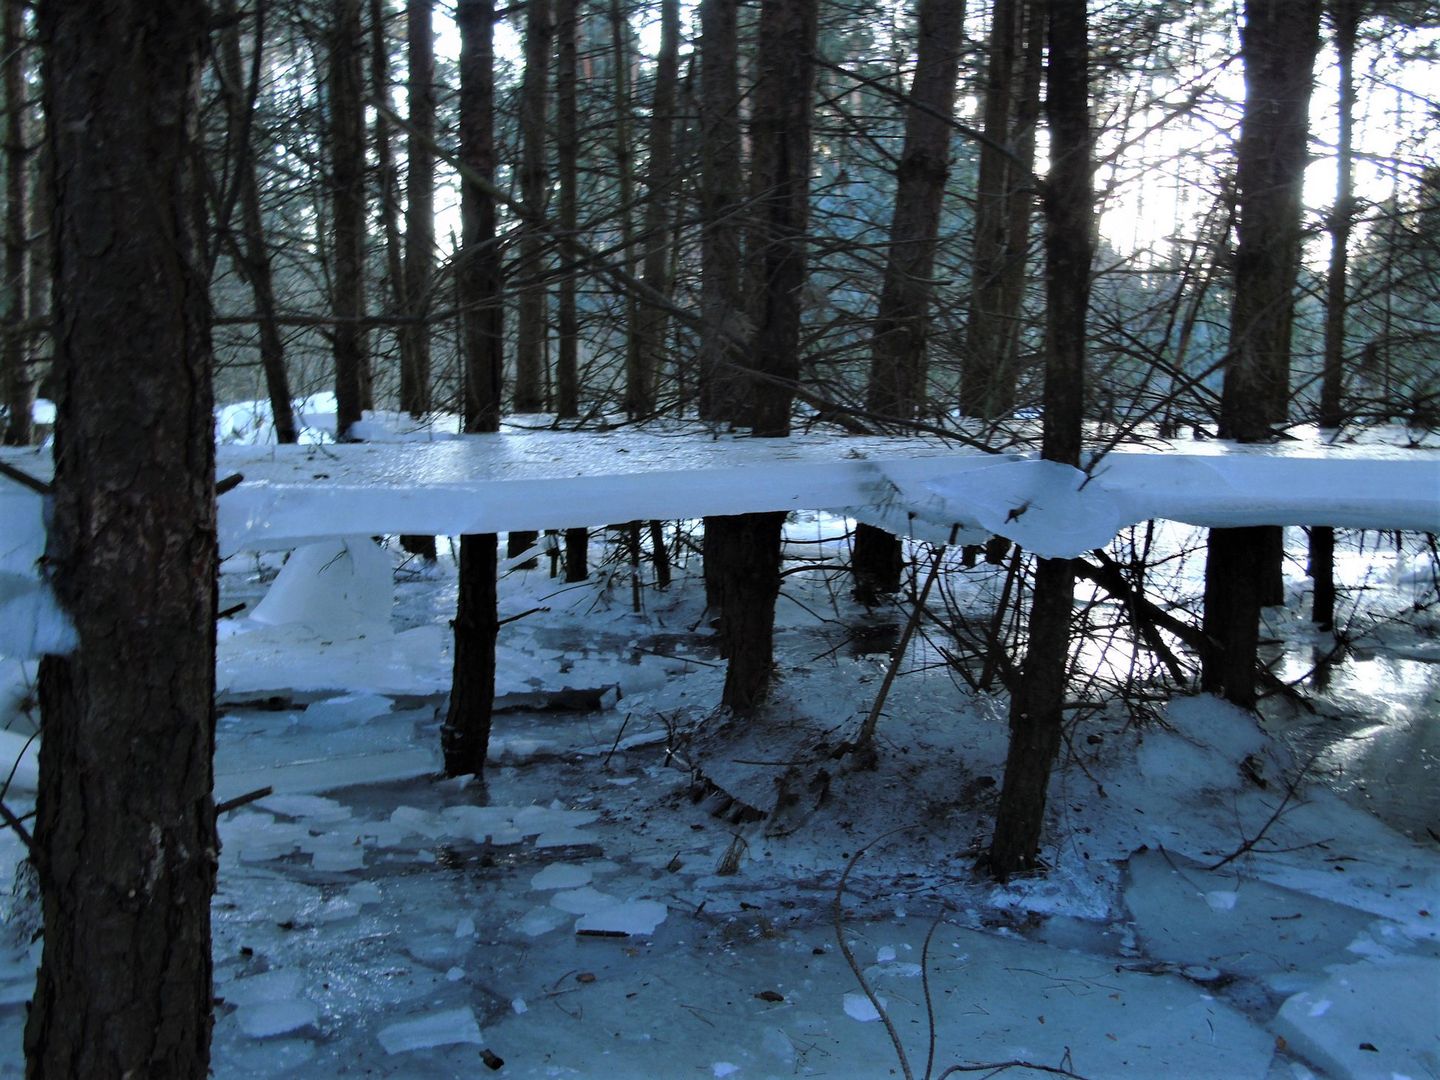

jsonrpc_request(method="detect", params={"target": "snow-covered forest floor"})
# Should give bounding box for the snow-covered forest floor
[1,507,1437,1078]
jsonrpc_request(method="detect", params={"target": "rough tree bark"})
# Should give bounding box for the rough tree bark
[1202,0,1321,705]
[853,0,965,601]
[26,1,218,1074]
[330,0,369,440]
[698,0,743,610]
[217,0,299,445]
[988,0,1092,880]
[1,0,29,447]
[397,0,437,559]
[513,0,553,414]
[401,0,435,420]
[710,0,817,715]
[960,0,1041,420]
[443,0,503,777]
[555,0,580,421]
[1310,0,1359,631]
[625,0,680,418]
[555,0,588,578]
[697,0,743,423]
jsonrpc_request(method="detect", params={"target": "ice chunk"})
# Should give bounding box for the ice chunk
[550,887,618,915]
[1273,957,1440,1080]
[843,992,884,1022]
[249,537,392,637]
[235,999,319,1038]
[377,1006,484,1055]
[300,692,392,728]
[712,1064,739,1077]
[530,863,593,891]
[259,794,353,822]
[575,899,667,936]
[515,906,567,938]
[221,969,303,1007]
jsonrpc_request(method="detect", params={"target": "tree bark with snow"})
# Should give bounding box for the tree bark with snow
[26,0,219,1071]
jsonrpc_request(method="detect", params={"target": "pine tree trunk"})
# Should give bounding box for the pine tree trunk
[961,0,1034,420]
[1310,0,1358,631]
[217,0,298,445]
[710,512,786,713]
[709,0,816,715]
[513,0,553,413]
[401,0,435,420]
[627,0,681,419]
[445,0,504,777]
[331,0,369,440]
[1203,0,1321,703]
[853,0,964,597]
[988,0,1092,879]
[697,0,743,422]
[1,0,29,447]
[26,1,218,1073]
[744,0,817,437]
[555,0,580,420]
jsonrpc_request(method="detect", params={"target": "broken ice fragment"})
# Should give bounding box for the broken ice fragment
[574,899,667,937]
[530,863,593,891]
[377,1006,484,1055]
[236,999,319,1038]
[843,992,885,1022]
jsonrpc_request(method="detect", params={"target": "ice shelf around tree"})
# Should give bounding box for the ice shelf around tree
[3,428,1438,570]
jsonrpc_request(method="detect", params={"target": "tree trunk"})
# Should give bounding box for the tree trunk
[513,0,553,413]
[1310,0,1359,631]
[626,0,681,419]
[961,0,1040,420]
[697,0,744,423]
[710,512,786,714]
[444,0,504,777]
[697,0,744,609]
[26,1,218,1074]
[709,0,816,716]
[988,0,1092,880]
[401,0,435,420]
[217,0,299,445]
[865,0,964,421]
[744,0,817,437]
[1,0,29,447]
[854,0,964,599]
[330,0,368,440]
[555,0,580,420]
[1203,0,1321,703]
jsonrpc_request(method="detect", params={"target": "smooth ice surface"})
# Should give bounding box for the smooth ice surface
[376,1007,484,1055]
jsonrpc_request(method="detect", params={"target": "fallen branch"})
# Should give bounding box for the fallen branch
[215,786,273,816]
[0,460,51,497]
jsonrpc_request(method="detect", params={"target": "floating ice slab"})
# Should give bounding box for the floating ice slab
[574,898,667,936]
[530,863,593,891]
[1125,849,1376,978]
[235,998,319,1038]
[376,1006,484,1055]
[1273,956,1440,1080]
